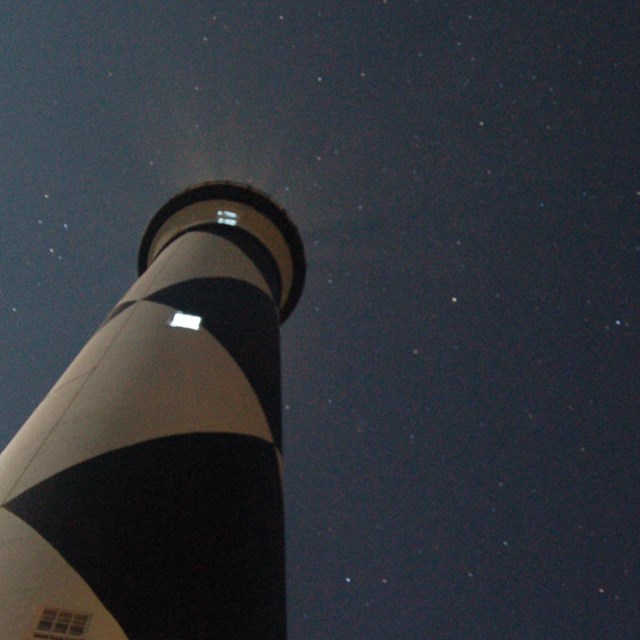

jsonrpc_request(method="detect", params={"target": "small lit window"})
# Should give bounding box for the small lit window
[168,311,202,331]
[217,210,238,226]
[30,608,91,639]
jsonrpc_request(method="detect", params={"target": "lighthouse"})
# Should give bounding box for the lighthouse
[0,182,305,639]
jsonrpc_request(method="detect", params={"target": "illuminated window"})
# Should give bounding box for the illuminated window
[30,607,91,639]
[217,210,238,226]
[169,311,202,331]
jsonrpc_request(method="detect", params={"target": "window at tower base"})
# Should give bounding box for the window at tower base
[169,311,202,330]
[30,607,92,639]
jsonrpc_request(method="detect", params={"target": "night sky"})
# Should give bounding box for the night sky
[1,3,638,638]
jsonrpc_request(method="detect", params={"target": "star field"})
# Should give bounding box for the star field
[0,3,638,638]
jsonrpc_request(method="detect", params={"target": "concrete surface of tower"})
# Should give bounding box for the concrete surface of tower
[0,181,305,639]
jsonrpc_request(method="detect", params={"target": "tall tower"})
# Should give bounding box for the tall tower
[0,182,305,639]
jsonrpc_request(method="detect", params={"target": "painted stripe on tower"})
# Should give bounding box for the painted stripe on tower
[168,224,283,304]
[4,433,286,639]
[146,278,283,449]
[2,300,280,502]
[90,278,282,449]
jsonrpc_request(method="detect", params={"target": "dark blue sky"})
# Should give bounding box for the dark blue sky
[1,3,638,637]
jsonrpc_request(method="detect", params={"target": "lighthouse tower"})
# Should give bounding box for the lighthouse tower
[0,182,305,639]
